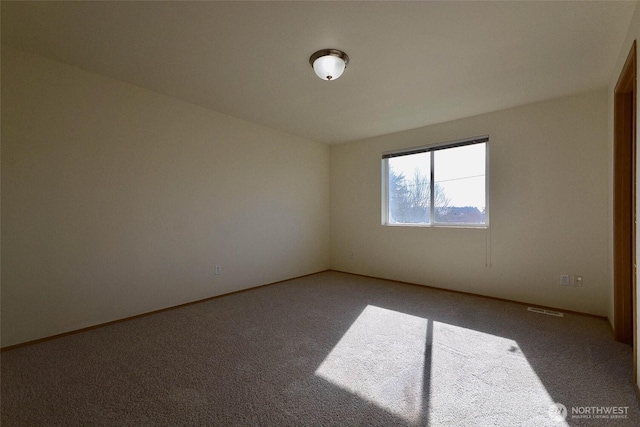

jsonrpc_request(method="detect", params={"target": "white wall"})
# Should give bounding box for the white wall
[1,46,331,347]
[607,0,640,389]
[331,90,609,316]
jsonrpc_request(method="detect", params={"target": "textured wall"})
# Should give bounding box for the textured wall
[331,90,609,316]
[1,46,331,347]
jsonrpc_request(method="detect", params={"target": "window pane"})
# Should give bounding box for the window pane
[434,143,485,224]
[388,153,430,224]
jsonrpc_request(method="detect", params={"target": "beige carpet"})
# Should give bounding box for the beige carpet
[1,271,638,426]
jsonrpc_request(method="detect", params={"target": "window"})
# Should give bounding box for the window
[382,136,488,227]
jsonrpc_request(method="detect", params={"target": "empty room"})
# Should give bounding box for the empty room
[2,1,640,426]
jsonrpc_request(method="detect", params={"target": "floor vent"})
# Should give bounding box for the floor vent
[527,307,564,317]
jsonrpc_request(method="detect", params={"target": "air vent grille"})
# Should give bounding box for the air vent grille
[527,307,564,317]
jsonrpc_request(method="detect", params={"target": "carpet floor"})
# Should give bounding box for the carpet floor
[1,271,638,426]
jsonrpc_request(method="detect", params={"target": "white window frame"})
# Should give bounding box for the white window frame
[382,136,489,228]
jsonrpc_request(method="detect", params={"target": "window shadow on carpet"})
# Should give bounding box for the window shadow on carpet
[312,302,569,426]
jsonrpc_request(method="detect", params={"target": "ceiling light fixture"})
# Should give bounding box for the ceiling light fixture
[309,49,349,81]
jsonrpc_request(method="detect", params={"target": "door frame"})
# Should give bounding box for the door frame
[613,40,637,377]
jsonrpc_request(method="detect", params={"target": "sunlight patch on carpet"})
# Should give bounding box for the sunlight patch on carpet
[315,306,568,425]
[428,322,568,426]
[315,305,427,424]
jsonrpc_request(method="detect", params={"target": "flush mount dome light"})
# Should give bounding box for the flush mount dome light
[309,49,349,81]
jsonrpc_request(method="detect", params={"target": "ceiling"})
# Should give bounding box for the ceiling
[2,1,635,144]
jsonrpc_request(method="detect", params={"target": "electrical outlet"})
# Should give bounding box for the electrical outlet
[560,275,570,286]
[574,275,583,287]
[215,265,221,276]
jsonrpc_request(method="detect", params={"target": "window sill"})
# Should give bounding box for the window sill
[383,223,488,229]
